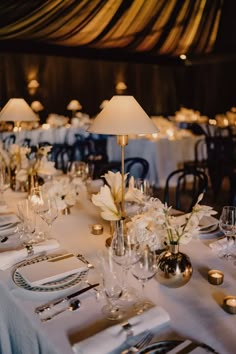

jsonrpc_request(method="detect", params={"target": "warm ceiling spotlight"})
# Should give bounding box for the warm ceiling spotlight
[179,54,187,60]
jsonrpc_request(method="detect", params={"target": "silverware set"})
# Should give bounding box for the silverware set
[34,252,154,352]
[35,283,99,321]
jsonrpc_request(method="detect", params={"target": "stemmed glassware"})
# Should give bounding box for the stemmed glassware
[17,199,36,244]
[131,245,158,314]
[96,249,124,321]
[218,205,236,261]
[29,187,58,238]
[0,164,10,207]
[110,226,141,302]
[67,161,88,181]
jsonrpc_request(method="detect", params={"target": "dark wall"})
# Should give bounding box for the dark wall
[0,52,236,122]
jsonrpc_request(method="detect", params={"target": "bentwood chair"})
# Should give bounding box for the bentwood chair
[205,136,236,200]
[164,167,208,213]
[184,138,208,174]
[53,144,74,173]
[96,157,149,182]
[3,134,15,151]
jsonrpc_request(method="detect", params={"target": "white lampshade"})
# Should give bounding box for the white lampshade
[31,100,44,112]
[88,96,158,135]
[0,98,38,122]
[67,100,82,111]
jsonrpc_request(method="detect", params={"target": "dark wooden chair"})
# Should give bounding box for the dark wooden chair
[205,136,236,200]
[53,144,74,173]
[163,167,208,213]
[95,157,149,182]
[3,134,15,150]
[184,138,208,173]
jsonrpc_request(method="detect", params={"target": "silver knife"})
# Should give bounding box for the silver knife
[35,283,99,314]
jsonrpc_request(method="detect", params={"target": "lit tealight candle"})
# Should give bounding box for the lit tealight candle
[223,296,236,314]
[208,269,224,285]
[91,224,103,235]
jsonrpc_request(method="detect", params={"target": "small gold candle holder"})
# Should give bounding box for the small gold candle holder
[91,224,103,235]
[223,296,236,314]
[208,269,224,285]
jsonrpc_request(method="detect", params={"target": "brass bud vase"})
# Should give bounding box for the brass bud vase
[156,243,193,288]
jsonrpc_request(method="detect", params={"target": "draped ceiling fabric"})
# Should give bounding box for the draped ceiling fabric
[0,0,225,64]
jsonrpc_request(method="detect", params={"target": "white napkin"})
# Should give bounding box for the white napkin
[72,306,170,354]
[166,340,208,353]
[0,239,60,270]
[209,237,235,252]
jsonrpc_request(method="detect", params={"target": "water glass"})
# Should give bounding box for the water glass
[219,206,236,260]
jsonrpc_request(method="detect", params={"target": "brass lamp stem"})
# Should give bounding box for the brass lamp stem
[117,135,128,218]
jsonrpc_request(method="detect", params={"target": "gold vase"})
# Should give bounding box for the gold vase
[61,206,71,215]
[156,242,193,288]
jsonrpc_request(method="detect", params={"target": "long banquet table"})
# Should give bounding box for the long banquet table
[0,189,236,354]
[107,135,204,188]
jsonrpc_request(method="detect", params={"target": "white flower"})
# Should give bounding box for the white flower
[125,176,145,204]
[92,185,121,220]
[44,177,81,211]
[16,169,28,182]
[127,194,217,249]
[37,158,57,176]
[92,172,147,221]
[103,171,124,206]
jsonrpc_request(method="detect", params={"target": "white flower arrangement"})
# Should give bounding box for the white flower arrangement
[45,177,86,211]
[8,144,57,183]
[127,193,217,250]
[91,171,145,221]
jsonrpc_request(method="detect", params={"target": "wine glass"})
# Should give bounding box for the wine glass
[0,165,10,207]
[218,206,236,260]
[111,226,141,303]
[67,161,88,181]
[131,245,158,314]
[29,187,58,238]
[17,199,36,244]
[96,250,124,321]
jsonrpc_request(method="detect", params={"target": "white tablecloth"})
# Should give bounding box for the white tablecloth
[0,189,235,354]
[1,127,90,147]
[107,135,203,187]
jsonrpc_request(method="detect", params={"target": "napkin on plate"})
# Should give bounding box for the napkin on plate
[209,237,235,252]
[72,306,170,354]
[0,239,60,270]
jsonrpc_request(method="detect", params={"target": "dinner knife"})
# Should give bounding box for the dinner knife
[35,282,99,314]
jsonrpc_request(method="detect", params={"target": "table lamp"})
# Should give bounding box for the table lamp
[88,95,158,217]
[0,98,38,124]
[0,98,39,143]
[67,100,82,117]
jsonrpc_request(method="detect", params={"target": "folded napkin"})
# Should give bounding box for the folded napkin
[0,239,60,270]
[72,306,170,354]
[167,340,208,353]
[209,237,235,252]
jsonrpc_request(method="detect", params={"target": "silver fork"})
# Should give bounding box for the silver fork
[122,332,154,354]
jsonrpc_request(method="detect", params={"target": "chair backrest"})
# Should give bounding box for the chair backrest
[194,138,207,163]
[124,157,149,180]
[163,167,208,212]
[94,157,149,181]
[3,134,15,150]
[205,136,236,197]
[53,144,74,173]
